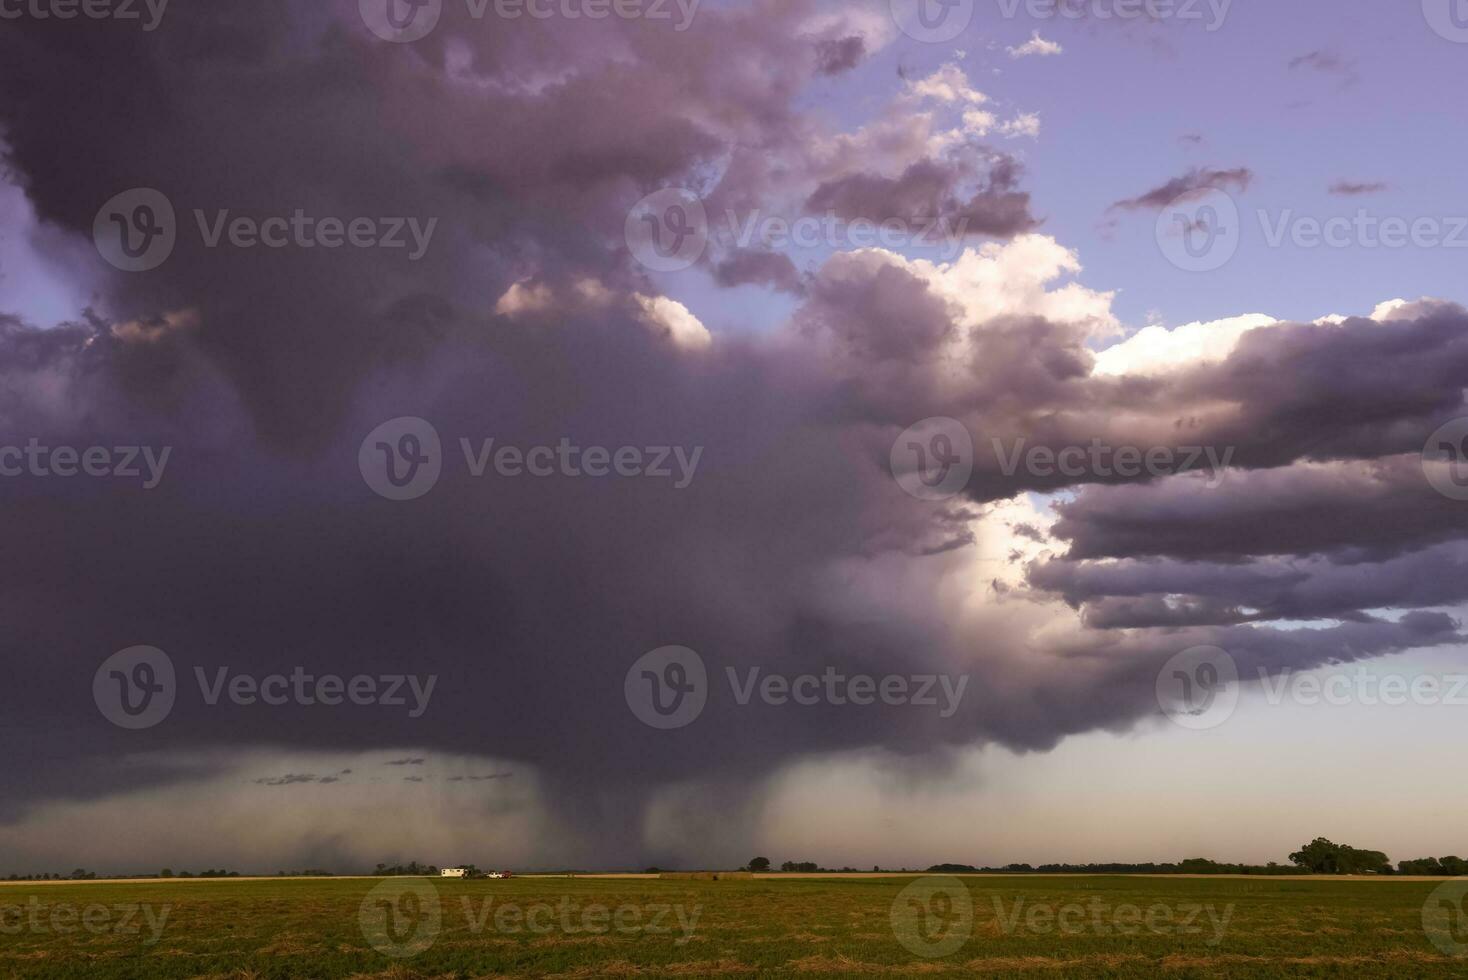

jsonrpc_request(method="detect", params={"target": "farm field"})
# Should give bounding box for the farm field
[2,874,1466,978]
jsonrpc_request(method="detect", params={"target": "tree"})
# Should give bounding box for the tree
[1289,838,1390,875]
[747,857,771,873]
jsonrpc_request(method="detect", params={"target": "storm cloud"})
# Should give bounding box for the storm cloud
[0,0,1464,872]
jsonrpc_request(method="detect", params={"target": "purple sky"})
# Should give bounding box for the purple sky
[0,0,1465,873]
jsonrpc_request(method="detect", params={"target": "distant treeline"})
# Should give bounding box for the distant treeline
[374,862,443,876]
[1398,856,1468,876]
[928,861,1302,875]
[927,840,1468,877]
[4,868,242,880]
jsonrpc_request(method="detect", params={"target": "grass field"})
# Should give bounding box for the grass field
[2,874,1466,978]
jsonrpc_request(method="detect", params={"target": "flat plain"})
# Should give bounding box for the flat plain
[2,873,1465,978]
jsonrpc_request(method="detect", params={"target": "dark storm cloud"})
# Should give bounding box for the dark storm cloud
[713,248,804,294]
[254,774,325,786]
[1288,49,1359,85]
[1,0,1466,869]
[796,252,955,362]
[1048,457,1463,562]
[805,157,1040,238]
[1329,180,1388,196]
[1032,541,1468,629]
[1108,166,1253,211]
[814,35,865,75]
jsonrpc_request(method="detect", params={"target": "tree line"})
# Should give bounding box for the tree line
[924,840,1467,876]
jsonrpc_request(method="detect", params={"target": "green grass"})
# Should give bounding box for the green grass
[1,874,1464,977]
